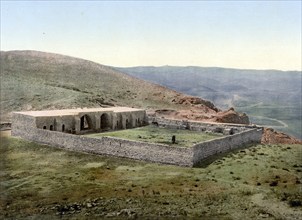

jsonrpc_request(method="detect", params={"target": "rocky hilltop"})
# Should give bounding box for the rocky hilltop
[262,128,302,144]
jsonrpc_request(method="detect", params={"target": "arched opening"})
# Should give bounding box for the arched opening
[80,115,92,130]
[62,124,65,132]
[100,113,111,130]
[50,125,53,131]
[43,126,46,129]
[117,114,122,129]
[138,118,141,125]
[126,119,131,129]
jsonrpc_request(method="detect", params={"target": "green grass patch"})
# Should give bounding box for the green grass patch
[87,125,221,147]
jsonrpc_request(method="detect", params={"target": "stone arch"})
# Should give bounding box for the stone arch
[43,126,46,129]
[50,125,53,131]
[62,124,65,132]
[100,113,111,130]
[80,115,92,130]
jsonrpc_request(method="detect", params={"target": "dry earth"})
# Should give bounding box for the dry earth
[262,128,302,145]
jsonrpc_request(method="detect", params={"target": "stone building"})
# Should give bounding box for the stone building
[12,107,262,166]
[15,107,147,134]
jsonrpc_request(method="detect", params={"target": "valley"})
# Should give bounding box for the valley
[117,66,302,139]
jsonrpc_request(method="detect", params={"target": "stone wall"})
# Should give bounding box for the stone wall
[12,113,263,167]
[12,113,193,166]
[12,113,36,136]
[36,115,75,132]
[148,116,258,134]
[30,109,147,135]
[192,128,263,165]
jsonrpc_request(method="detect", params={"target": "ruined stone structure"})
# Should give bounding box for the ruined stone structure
[12,107,263,167]
[15,107,147,135]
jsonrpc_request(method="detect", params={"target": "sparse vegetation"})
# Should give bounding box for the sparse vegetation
[87,125,220,147]
[1,134,301,219]
[0,51,187,122]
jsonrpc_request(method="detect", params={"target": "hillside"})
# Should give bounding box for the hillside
[117,66,302,139]
[0,50,247,125]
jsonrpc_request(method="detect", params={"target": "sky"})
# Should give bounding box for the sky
[1,1,301,71]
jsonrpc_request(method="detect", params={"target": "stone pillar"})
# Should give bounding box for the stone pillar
[95,114,100,132]
[121,115,126,129]
[75,116,81,134]
[56,117,63,132]
[130,114,135,128]
[143,112,148,125]
[111,113,117,130]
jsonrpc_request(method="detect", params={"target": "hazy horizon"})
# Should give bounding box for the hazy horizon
[1,1,301,71]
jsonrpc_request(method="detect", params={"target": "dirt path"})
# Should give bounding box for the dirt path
[251,115,288,128]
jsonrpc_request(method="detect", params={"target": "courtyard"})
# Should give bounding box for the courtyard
[87,125,221,147]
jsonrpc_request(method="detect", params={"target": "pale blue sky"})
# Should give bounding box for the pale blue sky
[1,1,301,70]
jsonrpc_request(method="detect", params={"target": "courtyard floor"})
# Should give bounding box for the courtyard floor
[87,125,221,147]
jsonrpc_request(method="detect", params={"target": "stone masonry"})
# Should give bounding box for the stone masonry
[11,107,263,167]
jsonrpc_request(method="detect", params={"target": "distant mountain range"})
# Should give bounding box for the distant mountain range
[116,66,302,139]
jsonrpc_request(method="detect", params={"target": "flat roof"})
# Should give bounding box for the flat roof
[14,107,145,117]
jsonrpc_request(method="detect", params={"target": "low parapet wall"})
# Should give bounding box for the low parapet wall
[12,113,263,167]
[148,116,259,135]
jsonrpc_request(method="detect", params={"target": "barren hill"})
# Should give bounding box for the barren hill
[0,50,248,125]
[0,51,173,119]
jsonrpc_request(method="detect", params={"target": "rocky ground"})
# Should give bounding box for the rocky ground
[151,98,249,125]
[261,127,302,145]
[151,107,301,145]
